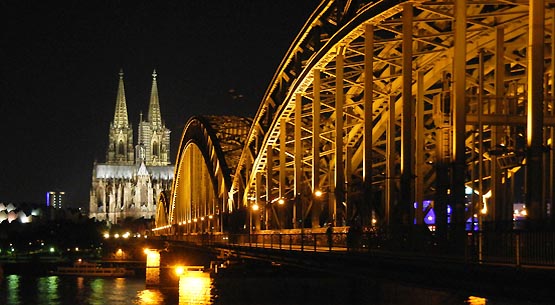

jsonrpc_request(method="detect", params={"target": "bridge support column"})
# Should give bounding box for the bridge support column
[415,70,425,225]
[145,249,161,287]
[295,93,303,229]
[400,1,414,225]
[253,172,262,231]
[491,27,505,226]
[335,46,346,226]
[363,24,374,227]
[452,0,468,242]
[385,94,395,227]
[526,0,545,224]
[329,163,336,226]
[279,118,288,228]
[312,69,323,228]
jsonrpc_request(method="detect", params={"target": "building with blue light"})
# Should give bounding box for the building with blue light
[46,191,65,209]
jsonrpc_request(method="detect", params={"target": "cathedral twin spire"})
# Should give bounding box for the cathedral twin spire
[113,69,129,129]
[148,70,163,129]
[107,69,170,166]
[113,69,160,130]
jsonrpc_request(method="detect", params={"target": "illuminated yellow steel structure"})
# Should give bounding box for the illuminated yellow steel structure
[169,116,252,233]
[231,0,555,231]
[161,0,555,234]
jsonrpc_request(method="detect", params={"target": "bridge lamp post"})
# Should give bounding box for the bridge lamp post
[249,202,259,234]
[266,197,285,230]
[193,218,198,234]
[208,215,213,233]
[313,189,325,228]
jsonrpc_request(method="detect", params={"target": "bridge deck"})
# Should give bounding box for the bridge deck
[152,233,555,302]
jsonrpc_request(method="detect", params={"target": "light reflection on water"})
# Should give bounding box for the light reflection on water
[178,274,212,304]
[36,276,58,304]
[1,275,176,305]
[136,289,166,305]
[0,273,549,305]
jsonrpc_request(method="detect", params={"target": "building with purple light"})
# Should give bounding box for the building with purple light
[46,191,65,209]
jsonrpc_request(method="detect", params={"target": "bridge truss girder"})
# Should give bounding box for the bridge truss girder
[164,116,251,234]
[231,0,555,234]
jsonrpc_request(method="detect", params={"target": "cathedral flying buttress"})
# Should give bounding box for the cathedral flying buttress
[89,70,173,224]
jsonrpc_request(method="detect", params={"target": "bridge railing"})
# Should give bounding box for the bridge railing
[160,229,555,268]
[470,231,555,267]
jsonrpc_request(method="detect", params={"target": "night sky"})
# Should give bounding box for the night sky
[1,1,321,208]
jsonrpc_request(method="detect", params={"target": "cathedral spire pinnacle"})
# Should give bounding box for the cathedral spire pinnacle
[148,69,162,128]
[113,69,129,129]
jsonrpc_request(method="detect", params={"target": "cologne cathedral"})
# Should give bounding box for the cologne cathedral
[89,70,173,224]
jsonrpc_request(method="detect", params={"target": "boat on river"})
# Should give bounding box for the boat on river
[53,260,133,277]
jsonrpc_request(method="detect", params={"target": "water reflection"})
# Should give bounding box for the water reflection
[5,275,20,304]
[37,276,58,304]
[105,278,129,304]
[466,296,487,305]
[0,273,549,305]
[178,273,212,305]
[88,278,106,305]
[136,289,165,305]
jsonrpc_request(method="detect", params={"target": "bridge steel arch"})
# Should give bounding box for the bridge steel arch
[228,0,555,238]
[154,190,171,232]
[159,116,251,234]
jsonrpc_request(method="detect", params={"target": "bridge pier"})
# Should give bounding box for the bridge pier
[144,248,162,286]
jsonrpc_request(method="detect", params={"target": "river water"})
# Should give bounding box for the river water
[0,269,550,305]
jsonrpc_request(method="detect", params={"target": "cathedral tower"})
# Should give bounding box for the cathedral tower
[107,70,134,164]
[137,70,171,166]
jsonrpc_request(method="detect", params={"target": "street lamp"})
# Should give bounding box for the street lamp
[314,189,323,198]
[250,201,260,234]
[208,215,213,232]
[266,197,288,230]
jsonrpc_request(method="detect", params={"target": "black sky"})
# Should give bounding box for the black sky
[1,1,321,207]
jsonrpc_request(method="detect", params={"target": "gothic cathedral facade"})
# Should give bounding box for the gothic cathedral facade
[89,70,173,223]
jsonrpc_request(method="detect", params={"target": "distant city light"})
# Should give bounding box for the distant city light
[20,215,31,223]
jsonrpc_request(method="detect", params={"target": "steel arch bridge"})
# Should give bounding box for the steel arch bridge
[155,0,555,238]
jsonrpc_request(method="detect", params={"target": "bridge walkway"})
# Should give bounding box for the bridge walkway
[153,232,555,302]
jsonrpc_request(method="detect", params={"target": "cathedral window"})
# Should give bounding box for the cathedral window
[118,140,125,155]
[153,141,159,157]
